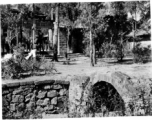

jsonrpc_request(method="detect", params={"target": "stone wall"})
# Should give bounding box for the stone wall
[2,80,70,119]
[68,72,152,117]
[2,72,152,118]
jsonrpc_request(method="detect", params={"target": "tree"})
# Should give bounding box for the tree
[111,2,132,61]
[59,3,81,55]
[1,4,21,52]
[124,1,150,61]
[93,2,132,61]
[77,3,104,66]
[52,4,59,61]
[37,3,59,61]
[1,4,34,53]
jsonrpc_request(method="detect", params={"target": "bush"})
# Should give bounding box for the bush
[2,46,57,79]
[100,43,119,59]
[125,84,152,116]
[132,43,151,63]
[83,44,90,57]
[2,58,23,79]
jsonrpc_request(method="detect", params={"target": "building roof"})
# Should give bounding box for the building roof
[126,29,151,42]
[126,29,151,37]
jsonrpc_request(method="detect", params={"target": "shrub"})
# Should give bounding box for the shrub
[2,46,57,79]
[83,45,90,57]
[132,43,151,63]
[125,84,152,116]
[100,43,116,58]
[2,58,23,79]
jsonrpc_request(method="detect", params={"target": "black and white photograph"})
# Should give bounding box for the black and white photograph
[0,0,152,119]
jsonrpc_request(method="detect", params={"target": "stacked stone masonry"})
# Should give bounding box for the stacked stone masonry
[2,72,152,118]
[2,80,70,119]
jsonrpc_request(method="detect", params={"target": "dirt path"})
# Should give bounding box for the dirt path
[55,56,152,78]
[2,56,152,84]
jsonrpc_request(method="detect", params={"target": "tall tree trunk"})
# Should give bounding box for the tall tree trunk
[67,27,70,54]
[32,20,36,49]
[90,29,94,66]
[20,18,22,44]
[90,28,96,66]
[52,4,59,62]
[89,4,95,66]
[32,4,36,49]
[93,39,96,64]
[8,30,12,53]
[16,25,18,46]
[133,2,137,62]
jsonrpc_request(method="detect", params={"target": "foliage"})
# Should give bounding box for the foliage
[132,43,151,63]
[100,42,115,58]
[2,46,57,79]
[126,83,152,116]
[68,79,152,117]
[2,58,22,79]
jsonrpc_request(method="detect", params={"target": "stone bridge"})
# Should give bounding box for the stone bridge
[2,71,152,118]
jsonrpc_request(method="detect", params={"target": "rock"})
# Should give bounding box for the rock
[47,90,57,98]
[44,105,54,111]
[6,93,12,101]
[36,99,44,106]
[3,97,9,106]
[15,111,23,118]
[54,80,70,85]
[42,98,50,106]
[13,88,23,95]
[51,97,57,105]
[29,115,35,119]
[17,103,25,112]
[68,75,90,115]
[26,102,35,111]
[7,82,20,87]
[37,90,47,99]
[25,93,33,102]
[46,110,58,114]
[3,111,13,119]
[22,88,33,96]
[59,89,67,96]
[20,81,34,86]
[2,107,9,115]
[35,80,55,85]
[36,106,44,113]
[30,95,36,102]
[52,84,62,89]
[2,90,9,95]
[10,104,16,111]
[21,85,34,89]
[2,84,7,89]
[44,85,51,90]
[12,95,24,103]
[57,96,67,108]
[57,101,64,108]
[9,88,14,92]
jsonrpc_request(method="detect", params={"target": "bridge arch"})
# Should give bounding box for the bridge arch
[92,81,125,112]
[69,72,136,116]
